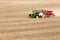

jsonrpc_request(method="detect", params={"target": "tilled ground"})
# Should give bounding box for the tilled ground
[0,1,60,40]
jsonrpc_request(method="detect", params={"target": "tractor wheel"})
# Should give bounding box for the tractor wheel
[29,14,31,16]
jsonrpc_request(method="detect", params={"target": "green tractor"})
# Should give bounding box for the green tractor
[29,10,43,18]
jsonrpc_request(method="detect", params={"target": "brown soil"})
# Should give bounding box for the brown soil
[0,1,60,40]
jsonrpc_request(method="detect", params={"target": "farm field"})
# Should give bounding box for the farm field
[0,1,60,40]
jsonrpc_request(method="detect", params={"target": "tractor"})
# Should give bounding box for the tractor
[28,9,55,18]
[29,10,43,18]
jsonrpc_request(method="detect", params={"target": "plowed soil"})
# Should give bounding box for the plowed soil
[0,1,60,40]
